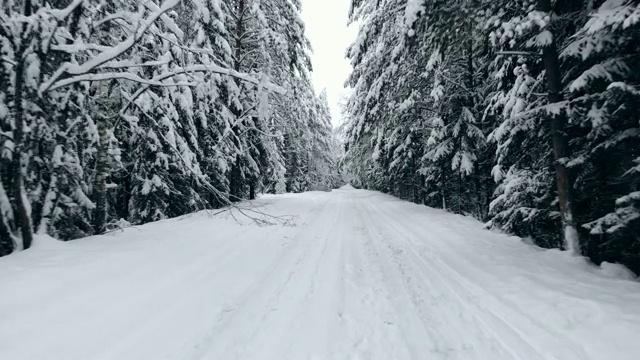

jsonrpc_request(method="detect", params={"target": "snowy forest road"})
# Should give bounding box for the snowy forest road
[1,186,639,360]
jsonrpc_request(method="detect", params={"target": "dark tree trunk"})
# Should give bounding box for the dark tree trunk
[249,182,256,200]
[229,159,243,202]
[234,0,246,72]
[227,0,247,204]
[466,28,474,96]
[11,0,34,249]
[93,117,108,234]
[0,204,12,256]
[421,174,427,205]
[116,124,132,221]
[538,0,580,254]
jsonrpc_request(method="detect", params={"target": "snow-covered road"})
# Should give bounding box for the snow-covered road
[1,186,639,360]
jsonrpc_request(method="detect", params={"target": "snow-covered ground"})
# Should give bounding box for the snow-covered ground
[1,186,639,360]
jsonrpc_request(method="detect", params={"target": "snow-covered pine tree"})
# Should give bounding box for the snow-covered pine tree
[482,0,561,248]
[483,0,589,251]
[307,90,339,190]
[562,0,640,273]
[345,0,418,196]
[411,0,491,215]
[224,0,300,200]
[283,78,313,193]
[484,57,562,248]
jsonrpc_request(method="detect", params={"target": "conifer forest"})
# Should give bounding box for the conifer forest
[0,0,340,254]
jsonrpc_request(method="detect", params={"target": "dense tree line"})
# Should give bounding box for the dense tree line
[344,0,640,273]
[0,0,340,255]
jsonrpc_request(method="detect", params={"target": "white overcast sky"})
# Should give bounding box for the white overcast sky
[300,0,357,127]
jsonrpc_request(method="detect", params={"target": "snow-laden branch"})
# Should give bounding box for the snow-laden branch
[73,0,178,74]
[36,0,284,107]
[47,72,196,91]
[1,56,16,66]
[39,0,180,94]
[153,32,215,56]
[120,64,285,116]
[50,42,113,54]
[47,0,84,20]
[0,13,13,44]
[142,1,184,41]
[97,59,170,70]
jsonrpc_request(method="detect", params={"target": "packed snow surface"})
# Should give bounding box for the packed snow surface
[1,186,639,360]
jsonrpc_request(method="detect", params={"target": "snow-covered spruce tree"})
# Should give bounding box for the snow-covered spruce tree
[172,0,244,208]
[345,0,422,197]
[121,3,212,224]
[484,0,591,251]
[307,90,339,190]
[280,83,342,193]
[411,0,493,215]
[484,58,562,248]
[283,78,314,193]
[561,0,640,273]
[483,0,562,248]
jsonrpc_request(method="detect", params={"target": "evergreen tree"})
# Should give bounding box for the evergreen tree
[563,0,640,272]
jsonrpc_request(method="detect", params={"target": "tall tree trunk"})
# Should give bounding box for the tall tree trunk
[229,159,243,202]
[466,27,479,218]
[116,123,131,221]
[234,0,246,72]
[227,0,247,203]
[538,0,580,254]
[466,27,475,97]
[421,174,427,205]
[11,0,34,249]
[0,186,13,255]
[93,116,108,234]
[441,173,447,210]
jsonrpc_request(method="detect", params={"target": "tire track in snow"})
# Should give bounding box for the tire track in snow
[347,198,433,359]
[185,196,342,359]
[275,195,349,359]
[97,222,294,360]
[331,195,418,360]
[360,197,536,359]
[362,196,588,360]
